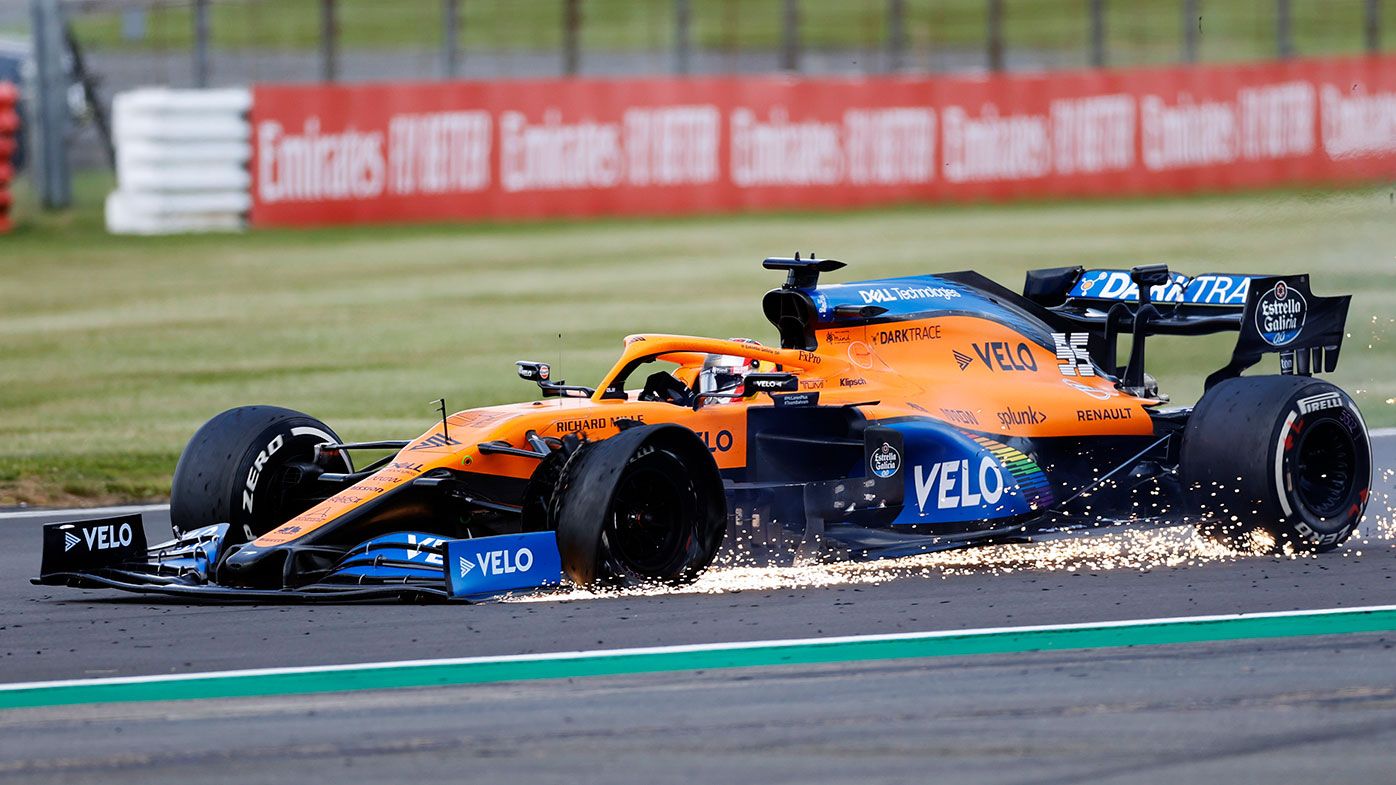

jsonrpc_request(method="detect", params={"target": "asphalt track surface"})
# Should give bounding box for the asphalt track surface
[1,436,1394,784]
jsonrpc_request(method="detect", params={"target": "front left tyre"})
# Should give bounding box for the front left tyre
[170,405,352,544]
[551,424,727,588]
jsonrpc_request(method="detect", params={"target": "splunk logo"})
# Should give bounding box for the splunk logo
[459,547,535,578]
[997,405,1047,430]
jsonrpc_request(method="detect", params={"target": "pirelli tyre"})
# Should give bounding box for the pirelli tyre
[552,424,726,588]
[170,406,351,544]
[1182,376,1371,553]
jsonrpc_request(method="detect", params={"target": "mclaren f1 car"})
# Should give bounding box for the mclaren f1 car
[36,258,1371,601]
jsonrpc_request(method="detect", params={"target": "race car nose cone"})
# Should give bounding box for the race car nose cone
[216,544,289,588]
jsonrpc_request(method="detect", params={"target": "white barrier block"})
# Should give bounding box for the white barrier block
[106,87,253,235]
[105,192,246,235]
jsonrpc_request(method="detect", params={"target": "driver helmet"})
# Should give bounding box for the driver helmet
[697,338,761,403]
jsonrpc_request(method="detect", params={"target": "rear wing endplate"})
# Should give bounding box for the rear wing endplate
[1024,265,1351,391]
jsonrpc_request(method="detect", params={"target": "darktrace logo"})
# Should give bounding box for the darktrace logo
[1255,280,1307,346]
[870,442,901,478]
[872,325,941,345]
[997,406,1046,430]
[952,350,974,370]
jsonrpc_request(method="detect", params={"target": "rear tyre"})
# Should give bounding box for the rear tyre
[552,424,726,588]
[1181,376,1370,553]
[170,406,351,544]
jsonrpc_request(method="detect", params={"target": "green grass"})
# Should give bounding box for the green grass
[69,0,1392,65]
[2,175,1395,505]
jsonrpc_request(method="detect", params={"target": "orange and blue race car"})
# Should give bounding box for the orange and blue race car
[35,257,1372,601]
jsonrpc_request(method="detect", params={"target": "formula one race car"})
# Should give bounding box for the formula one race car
[36,258,1371,601]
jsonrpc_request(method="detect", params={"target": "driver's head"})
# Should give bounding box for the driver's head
[697,339,761,402]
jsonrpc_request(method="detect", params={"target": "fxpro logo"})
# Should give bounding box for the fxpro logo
[914,456,1005,511]
[460,547,535,578]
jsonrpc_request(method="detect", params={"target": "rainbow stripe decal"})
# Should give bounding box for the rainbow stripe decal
[972,435,1055,510]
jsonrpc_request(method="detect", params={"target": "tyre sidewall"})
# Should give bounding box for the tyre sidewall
[1183,377,1370,552]
[170,407,348,543]
[552,425,725,588]
[595,446,703,585]
[1274,385,1370,548]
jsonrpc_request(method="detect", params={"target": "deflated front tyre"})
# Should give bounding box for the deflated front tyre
[551,424,726,588]
[1182,375,1371,553]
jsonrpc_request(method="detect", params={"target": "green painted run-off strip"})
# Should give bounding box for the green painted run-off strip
[4,606,1395,710]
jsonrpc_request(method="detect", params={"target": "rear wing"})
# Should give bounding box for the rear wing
[1024,264,1351,393]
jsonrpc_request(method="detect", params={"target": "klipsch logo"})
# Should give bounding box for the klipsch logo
[1255,280,1307,346]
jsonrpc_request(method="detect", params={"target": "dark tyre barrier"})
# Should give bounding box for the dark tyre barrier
[170,406,351,544]
[552,424,726,588]
[1182,375,1371,553]
[0,81,17,234]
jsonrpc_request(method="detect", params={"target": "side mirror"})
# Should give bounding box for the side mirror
[516,361,551,383]
[743,372,799,396]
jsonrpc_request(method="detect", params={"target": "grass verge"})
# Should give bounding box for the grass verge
[2,175,1394,505]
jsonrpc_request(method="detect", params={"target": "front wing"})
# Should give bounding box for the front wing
[32,515,564,603]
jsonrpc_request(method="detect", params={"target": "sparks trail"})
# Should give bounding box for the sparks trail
[512,506,1396,603]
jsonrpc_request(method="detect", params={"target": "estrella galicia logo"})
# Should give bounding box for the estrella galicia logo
[870,442,901,478]
[1255,280,1307,346]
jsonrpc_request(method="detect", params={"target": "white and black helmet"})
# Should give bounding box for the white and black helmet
[696,339,762,403]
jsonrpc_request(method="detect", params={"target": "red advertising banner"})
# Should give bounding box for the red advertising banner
[250,56,1396,227]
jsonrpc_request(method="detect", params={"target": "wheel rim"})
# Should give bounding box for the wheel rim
[1293,419,1357,520]
[603,458,695,578]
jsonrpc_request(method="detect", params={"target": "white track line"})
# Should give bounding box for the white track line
[3,603,1395,693]
[0,503,169,521]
